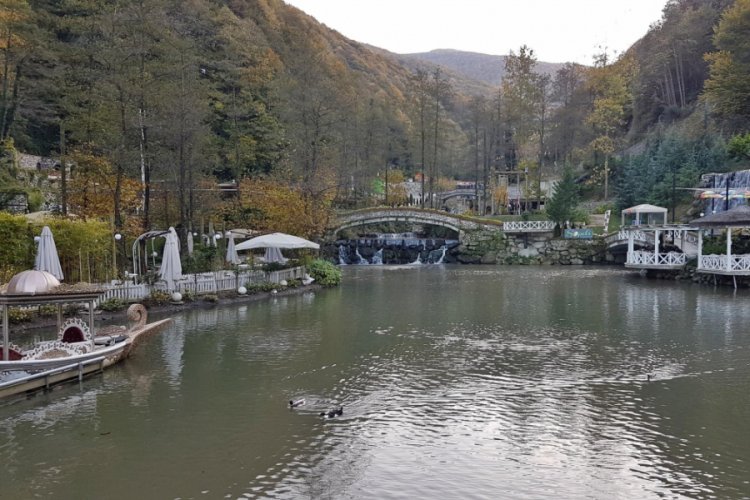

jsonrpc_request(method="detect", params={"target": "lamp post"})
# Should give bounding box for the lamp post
[113,233,122,279]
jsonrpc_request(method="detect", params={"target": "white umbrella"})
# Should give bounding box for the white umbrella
[263,247,288,263]
[187,232,194,256]
[159,227,182,291]
[235,232,320,251]
[34,226,64,280]
[225,232,241,265]
[208,220,216,247]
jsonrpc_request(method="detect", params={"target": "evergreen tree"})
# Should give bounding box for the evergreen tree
[545,165,580,230]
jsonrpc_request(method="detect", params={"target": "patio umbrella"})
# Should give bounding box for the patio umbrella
[699,190,725,199]
[264,247,288,263]
[225,232,241,265]
[187,231,194,256]
[159,227,182,291]
[208,220,216,247]
[235,232,320,251]
[34,226,64,280]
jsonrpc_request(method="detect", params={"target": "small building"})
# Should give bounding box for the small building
[621,204,668,226]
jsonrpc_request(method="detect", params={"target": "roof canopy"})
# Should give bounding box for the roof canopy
[235,232,319,251]
[621,204,668,215]
[621,204,668,226]
[5,270,60,294]
[690,205,750,227]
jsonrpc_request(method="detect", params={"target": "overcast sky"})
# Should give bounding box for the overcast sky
[283,0,669,64]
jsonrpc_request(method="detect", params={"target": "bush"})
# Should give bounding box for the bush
[307,259,342,287]
[148,290,171,306]
[203,294,219,303]
[99,298,126,312]
[38,304,58,317]
[8,308,32,324]
[181,289,195,302]
[64,304,81,316]
[263,261,287,272]
[246,282,277,294]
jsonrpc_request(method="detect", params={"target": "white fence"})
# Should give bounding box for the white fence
[699,254,750,272]
[101,266,307,303]
[627,250,686,267]
[502,220,556,232]
[606,230,649,245]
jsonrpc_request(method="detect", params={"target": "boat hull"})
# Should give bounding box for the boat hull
[0,318,172,400]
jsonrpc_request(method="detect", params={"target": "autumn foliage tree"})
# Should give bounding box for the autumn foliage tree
[704,0,750,130]
[227,177,333,238]
[67,148,140,227]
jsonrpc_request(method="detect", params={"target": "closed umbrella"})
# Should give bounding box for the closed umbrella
[264,247,288,263]
[159,227,182,291]
[208,220,216,247]
[34,226,64,280]
[187,231,194,256]
[225,232,241,265]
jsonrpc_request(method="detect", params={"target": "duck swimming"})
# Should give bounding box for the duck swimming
[289,399,305,408]
[320,406,343,418]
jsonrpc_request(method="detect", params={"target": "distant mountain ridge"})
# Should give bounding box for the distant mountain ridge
[400,49,568,87]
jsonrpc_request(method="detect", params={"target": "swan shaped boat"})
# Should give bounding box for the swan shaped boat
[0,273,172,399]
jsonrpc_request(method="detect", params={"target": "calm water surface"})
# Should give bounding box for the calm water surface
[1,266,750,499]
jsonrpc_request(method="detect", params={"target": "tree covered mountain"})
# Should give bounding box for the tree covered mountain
[1,0,749,237]
[400,49,565,87]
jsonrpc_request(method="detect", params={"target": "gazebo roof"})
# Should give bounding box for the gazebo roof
[690,205,750,227]
[622,204,668,214]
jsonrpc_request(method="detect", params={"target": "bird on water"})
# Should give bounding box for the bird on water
[320,406,343,418]
[289,399,305,408]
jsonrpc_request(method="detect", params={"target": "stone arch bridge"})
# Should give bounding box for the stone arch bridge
[327,208,555,241]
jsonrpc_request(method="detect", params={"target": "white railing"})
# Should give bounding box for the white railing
[699,254,750,272]
[268,267,306,283]
[101,266,307,302]
[503,220,556,232]
[102,283,150,302]
[659,252,687,266]
[627,251,686,266]
[607,229,649,245]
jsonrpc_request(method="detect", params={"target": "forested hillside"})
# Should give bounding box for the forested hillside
[1,0,749,238]
[401,49,564,87]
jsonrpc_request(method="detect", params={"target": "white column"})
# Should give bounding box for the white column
[627,230,635,263]
[89,300,96,350]
[726,227,733,271]
[697,230,703,270]
[654,229,660,264]
[2,305,8,361]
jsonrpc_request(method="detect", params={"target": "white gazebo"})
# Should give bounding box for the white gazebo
[690,205,750,286]
[621,204,700,271]
[621,204,668,227]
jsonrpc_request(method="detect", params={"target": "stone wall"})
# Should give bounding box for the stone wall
[455,229,607,265]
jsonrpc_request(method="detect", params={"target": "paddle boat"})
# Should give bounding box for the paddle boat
[0,270,172,400]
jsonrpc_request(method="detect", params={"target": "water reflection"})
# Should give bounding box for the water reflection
[1,266,749,498]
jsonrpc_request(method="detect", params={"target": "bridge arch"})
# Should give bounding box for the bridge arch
[328,208,502,239]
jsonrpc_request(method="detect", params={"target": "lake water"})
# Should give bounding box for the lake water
[1,266,750,499]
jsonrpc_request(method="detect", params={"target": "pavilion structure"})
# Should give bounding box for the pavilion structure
[622,204,700,271]
[690,205,750,287]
